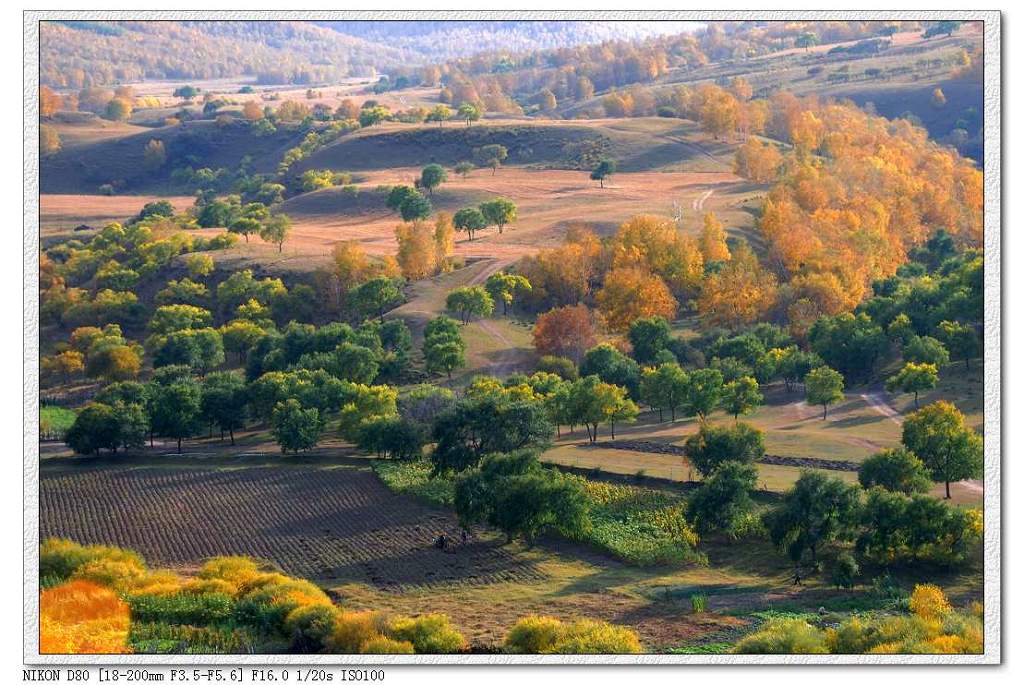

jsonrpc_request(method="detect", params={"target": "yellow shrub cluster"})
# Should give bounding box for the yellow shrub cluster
[734,585,982,655]
[504,615,642,654]
[40,580,131,654]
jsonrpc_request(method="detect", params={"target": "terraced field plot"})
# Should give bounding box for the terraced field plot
[40,464,546,591]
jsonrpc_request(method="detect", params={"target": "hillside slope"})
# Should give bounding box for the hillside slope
[40,120,309,194]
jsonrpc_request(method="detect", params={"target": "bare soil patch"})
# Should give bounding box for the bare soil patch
[40,464,545,591]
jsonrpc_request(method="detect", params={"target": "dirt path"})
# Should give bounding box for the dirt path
[959,480,984,494]
[860,391,904,425]
[467,257,526,378]
[692,189,715,212]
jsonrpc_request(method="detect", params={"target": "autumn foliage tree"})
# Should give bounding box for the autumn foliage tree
[532,304,597,363]
[697,241,778,329]
[698,212,731,263]
[597,267,677,334]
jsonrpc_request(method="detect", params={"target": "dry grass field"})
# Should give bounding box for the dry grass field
[40,193,195,240]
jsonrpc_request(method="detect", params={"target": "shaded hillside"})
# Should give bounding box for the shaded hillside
[296,119,738,176]
[833,78,984,163]
[295,124,614,173]
[40,120,308,194]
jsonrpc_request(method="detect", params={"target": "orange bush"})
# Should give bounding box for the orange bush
[40,580,130,654]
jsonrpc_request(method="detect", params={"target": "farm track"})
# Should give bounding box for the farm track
[581,439,863,472]
[40,465,546,591]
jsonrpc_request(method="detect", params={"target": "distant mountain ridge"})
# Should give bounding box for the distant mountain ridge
[40,19,698,89]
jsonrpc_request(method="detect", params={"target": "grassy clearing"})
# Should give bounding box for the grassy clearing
[40,405,77,440]
[373,460,703,568]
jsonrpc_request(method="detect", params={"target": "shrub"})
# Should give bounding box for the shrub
[326,610,386,653]
[285,604,340,653]
[504,615,641,654]
[910,584,951,620]
[549,619,643,654]
[40,538,145,584]
[72,557,147,593]
[40,580,131,654]
[361,636,415,654]
[388,613,467,654]
[732,619,829,654]
[504,615,564,653]
[128,592,234,625]
[197,556,263,594]
[830,552,859,589]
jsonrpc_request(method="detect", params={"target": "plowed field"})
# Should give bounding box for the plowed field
[40,465,545,591]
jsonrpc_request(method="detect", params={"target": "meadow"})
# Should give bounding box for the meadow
[36,18,988,656]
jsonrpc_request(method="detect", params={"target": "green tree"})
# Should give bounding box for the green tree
[628,316,672,365]
[152,328,225,375]
[432,396,554,473]
[229,217,261,243]
[64,402,146,455]
[687,461,758,535]
[400,193,432,221]
[454,161,475,179]
[419,164,448,196]
[148,378,203,453]
[805,366,844,419]
[200,371,248,445]
[765,471,862,569]
[683,422,765,478]
[358,105,389,127]
[271,399,323,454]
[484,272,532,315]
[903,335,950,368]
[445,286,494,324]
[104,97,132,122]
[885,362,939,409]
[936,320,981,370]
[453,207,487,240]
[454,452,589,544]
[479,198,517,234]
[902,401,983,498]
[173,85,199,100]
[580,343,640,398]
[386,185,417,211]
[858,447,933,494]
[565,375,637,443]
[423,315,466,379]
[474,144,508,175]
[721,376,763,420]
[457,103,481,126]
[858,488,980,566]
[809,313,886,382]
[589,159,617,188]
[639,362,688,422]
[349,277,403,322]
[426,104,453,127]
[259,213,292,253]
[219,320,266,364]
[685,368,724,421]
[795,32,819,52]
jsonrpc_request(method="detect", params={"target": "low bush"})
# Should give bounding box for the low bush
[388,613,468,654]
[361,636,416,654]
[325,610,387,653]
[735,585,982,654]
[285,604,340,653]
[732,618,829,654]
[503,615,641,654]
[128,592,234,626]
[40,580,132,654]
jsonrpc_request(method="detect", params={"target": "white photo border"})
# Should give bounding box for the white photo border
[22,8,1002,665]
